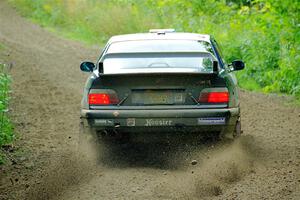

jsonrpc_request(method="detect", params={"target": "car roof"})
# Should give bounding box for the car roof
[108,32,211,44]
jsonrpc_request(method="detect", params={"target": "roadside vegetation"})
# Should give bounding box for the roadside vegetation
[0,44,14,164]
[9,0,300,99]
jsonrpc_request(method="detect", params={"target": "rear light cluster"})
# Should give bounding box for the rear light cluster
[88,90,119,105]
[88,89,229,105]
[199,90,229,103]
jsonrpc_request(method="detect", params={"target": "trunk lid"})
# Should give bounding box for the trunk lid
[90,73,226,106]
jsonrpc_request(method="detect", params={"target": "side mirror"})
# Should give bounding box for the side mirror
[231,60,245,71]
[80,61,95,72]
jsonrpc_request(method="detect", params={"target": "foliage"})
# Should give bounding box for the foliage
[0,61,13,164]
[9,0,160,45]
[145,0,300,98]
[9,0,300,99]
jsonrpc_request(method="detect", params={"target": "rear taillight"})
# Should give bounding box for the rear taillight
[88,92,119,105]
[199,92,229,103]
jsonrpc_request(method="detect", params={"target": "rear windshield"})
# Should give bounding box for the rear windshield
[102,40,216,74]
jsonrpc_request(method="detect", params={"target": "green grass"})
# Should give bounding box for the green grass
[8,0,300,101]
[9,0,161,46]
[0,43,6,50]
[236,73,262,92]
[0,59,14,164]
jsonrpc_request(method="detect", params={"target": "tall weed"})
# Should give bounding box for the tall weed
[0,62,13,164]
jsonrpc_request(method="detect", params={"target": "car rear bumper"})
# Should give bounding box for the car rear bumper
[80,107,240,133]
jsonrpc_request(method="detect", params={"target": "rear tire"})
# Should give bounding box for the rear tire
[233,118,242,138]
[78,119,100,161]
[219,117,242,140]
[79,120,97,146]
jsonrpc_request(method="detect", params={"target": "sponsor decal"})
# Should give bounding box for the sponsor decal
[113,111,119,117]
[127,118,136,127]
[94,119,113,126]
[145,119,173,126]
[198,117,226,125]
[174,93,184,103]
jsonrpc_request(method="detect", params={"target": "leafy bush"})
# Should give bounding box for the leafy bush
[0,62,13,164]
[9,0,300,99]
[144,0,299,98]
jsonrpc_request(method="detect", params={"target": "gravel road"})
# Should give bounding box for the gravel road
[0,1,299,199]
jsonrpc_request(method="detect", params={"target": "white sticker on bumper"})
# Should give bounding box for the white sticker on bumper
[94,119,113,126]
[198,117,226,125]
[127,118,136,127]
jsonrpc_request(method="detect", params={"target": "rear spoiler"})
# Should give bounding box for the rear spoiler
[98,72,219,78]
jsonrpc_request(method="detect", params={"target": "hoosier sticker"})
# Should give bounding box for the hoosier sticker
[145,119,173,126]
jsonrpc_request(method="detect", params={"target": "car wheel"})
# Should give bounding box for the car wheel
[233,118,242,138]
[219,117,241,140]
[79,120,96,144]
[78,119,100,159]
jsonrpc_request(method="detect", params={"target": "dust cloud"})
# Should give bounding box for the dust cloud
[24,133,100,200]
[24,134,260,200]
[193,136,258,198]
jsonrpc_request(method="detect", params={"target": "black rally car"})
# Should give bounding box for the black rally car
[79,29,245,141]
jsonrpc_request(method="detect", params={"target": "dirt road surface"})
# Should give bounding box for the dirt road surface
[0,1,299,199]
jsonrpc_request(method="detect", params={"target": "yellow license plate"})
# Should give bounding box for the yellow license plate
[131,90,185,105]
